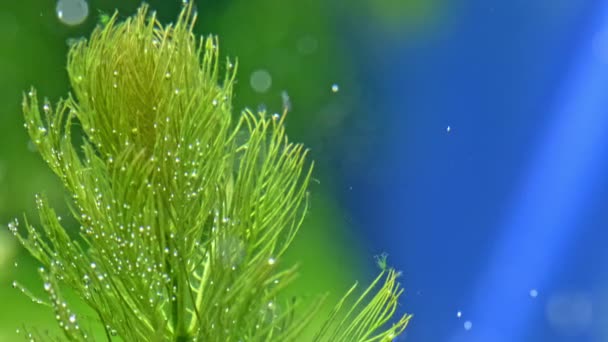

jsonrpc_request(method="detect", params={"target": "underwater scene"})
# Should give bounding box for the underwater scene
[0,1,606,341]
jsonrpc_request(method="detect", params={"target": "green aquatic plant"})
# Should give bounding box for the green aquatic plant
[9,4,411,341]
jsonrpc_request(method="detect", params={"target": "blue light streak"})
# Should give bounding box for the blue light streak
[467,4,608,341]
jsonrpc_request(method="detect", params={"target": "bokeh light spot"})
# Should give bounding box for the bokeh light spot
[250,69,272,93]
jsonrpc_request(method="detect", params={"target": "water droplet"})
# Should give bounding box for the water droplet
[464,320,473,331]
[165,72,171,79]
[113,70,118,76]
[267,257,276,265]
[44,283,51,291]
[250,69,272,93]
[212,99,218,106]
[90,262,96,269]
[69,314,76,323]
[331,84,339,93]
[456,311,462,318]
[56,0,89,26]
[446,125,451,133]
[272,113,280,120]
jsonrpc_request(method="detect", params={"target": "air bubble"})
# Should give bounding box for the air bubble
[56,0,89,26]
[331,84,339,93]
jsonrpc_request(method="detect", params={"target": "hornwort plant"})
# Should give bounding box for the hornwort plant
[8,3,411,341]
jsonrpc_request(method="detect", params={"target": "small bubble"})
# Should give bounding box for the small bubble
[530,289,538,298]
[446,125,451,133]
[56,0,89,26]
[267,257,276,265]
[456,311,462,318]
[331,84,339,93]
[464,320,473,331]
[165,72,171,79]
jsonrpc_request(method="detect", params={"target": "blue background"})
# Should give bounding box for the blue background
[335,1,608,341]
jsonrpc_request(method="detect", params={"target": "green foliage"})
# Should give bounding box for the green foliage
[9,3,411,341]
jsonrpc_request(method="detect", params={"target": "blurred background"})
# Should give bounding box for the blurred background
[1,0,608,341]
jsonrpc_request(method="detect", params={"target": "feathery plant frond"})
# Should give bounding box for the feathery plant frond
[10,3,411,341]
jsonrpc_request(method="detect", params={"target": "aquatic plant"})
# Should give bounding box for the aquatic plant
[9,3,410,341]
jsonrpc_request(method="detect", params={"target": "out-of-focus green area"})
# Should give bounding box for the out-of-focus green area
[0,0,432,338]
